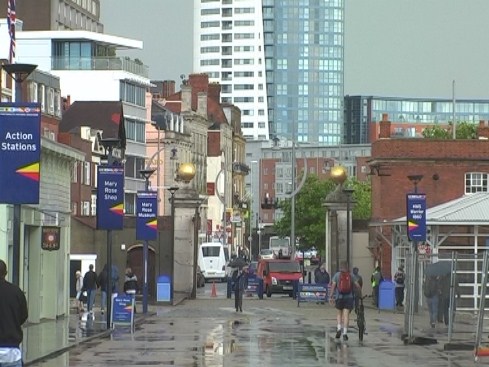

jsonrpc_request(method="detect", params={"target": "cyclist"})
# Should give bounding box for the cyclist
[329,261,362,341]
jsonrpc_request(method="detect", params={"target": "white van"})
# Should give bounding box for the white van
[198,242,229,282]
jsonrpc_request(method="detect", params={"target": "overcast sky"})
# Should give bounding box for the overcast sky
[101,0,489,100]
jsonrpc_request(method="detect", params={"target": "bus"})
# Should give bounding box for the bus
[269,236,291,259]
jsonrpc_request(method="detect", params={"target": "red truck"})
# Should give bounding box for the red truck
[257,259,303,297]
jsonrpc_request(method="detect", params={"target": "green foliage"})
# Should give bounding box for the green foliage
[422,124,450,139]
[422,121,477,139]
[273,174,371,251]
[455,121,477,139]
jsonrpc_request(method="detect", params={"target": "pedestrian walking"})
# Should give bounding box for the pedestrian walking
[234,265,249,312]
[329,261,362,341]
[370,266,383,308]
[437,274,460,326]
[314,263,330,303]
[352,267,363,313]
[314,263,330,285]
[123,267,139,313]
[423,275,441,328]
[83,264,97,314]
[75,270,85,313]
[0,259,28,367]
[97,264,108,315]
[394,265,406,309]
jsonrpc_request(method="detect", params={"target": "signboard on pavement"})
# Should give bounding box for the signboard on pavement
[406,193,427,242]
[136,191,157,240]
[0,103,41,204]
[297,284,328,307]
[111,294,135,330]
[96,166,124,230]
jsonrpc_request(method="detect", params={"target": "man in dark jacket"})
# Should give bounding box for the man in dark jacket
[0,260,28,366]
[83,264,97,314]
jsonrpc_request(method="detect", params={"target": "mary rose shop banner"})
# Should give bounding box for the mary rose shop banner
[97,166,124,230]
[0,104,41,204]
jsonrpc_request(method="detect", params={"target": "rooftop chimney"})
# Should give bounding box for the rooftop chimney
[161,80,175,98]
[379,113,391,139]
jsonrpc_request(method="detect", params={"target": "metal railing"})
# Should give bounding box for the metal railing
[52,57,149,78]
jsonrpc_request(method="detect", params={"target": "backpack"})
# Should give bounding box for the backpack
[337,271,353,294]
[423,277,437,298]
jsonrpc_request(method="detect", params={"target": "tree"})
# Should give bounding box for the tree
[273,174,371,251]
[422,121,477,139]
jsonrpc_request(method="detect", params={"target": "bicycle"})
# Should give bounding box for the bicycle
[356,295,367,341]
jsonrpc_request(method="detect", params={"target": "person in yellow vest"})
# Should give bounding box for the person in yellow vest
[371,266,383,308]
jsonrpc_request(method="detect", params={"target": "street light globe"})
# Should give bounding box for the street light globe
[330,165,347,185]
[177,163,196,182]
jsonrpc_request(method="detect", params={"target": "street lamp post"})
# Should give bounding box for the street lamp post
[249,161,257,255]
[343,188,355,267]
[167,186,179,303]
[2,63,37,286]
[291,136,296,257]
[139,169,155,314]
[405,174,423,338]
[99,137,121,329]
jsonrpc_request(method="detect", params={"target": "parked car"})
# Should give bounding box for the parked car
[259,248,275,260]
[256,259,303,297]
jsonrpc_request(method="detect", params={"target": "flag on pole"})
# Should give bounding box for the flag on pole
[7,0,16,63]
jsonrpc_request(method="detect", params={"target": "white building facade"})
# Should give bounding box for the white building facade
[14,30,153,213]
[193,0,269,141]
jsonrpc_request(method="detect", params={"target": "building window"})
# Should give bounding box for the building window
[91,193,97,216]
[81,201,90,216]
[72,162,78,183]
[125,193,135,215]
[465,172,488,193]
[83,161,91,185]
[72,202,78,215]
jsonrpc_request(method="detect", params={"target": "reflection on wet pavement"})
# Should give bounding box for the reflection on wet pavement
[28,300,477,367]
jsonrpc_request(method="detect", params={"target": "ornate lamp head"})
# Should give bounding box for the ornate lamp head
[177,163,196,183]
[330,165,348,185]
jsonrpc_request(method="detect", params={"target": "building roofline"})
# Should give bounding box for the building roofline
[18,30,142,50]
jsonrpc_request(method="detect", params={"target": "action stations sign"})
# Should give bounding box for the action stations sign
[0,103,41,204]
[406,193,427,241]
[96,166,124,230]
[136,191,157,240]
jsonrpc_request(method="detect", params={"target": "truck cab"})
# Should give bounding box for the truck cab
[257,259,302,297]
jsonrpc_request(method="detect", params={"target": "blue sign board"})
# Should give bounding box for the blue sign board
[96,166,124,230]
[406,193,427,241]
[136,191,157,240]
[297,284,328,307]
[111,294,134,328]
[0,103,41,204]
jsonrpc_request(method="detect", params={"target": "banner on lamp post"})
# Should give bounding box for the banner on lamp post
[136,191,157,240]
[406,193,426,242]
[0,103,41,204]
[96,166,124,230]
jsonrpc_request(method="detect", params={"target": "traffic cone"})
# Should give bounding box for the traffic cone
[211,281,217,297]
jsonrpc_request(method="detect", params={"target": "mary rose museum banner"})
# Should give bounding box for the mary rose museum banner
[0,103,41,204]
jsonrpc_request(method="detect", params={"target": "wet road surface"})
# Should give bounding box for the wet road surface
[28,294,480,367]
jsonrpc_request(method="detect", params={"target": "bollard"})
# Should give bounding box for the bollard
[308,271,312,284]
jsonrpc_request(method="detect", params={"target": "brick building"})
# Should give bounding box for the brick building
[369,115,489,277]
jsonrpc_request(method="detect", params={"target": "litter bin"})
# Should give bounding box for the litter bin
[157,275,171,302]
[379,281,395,310]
